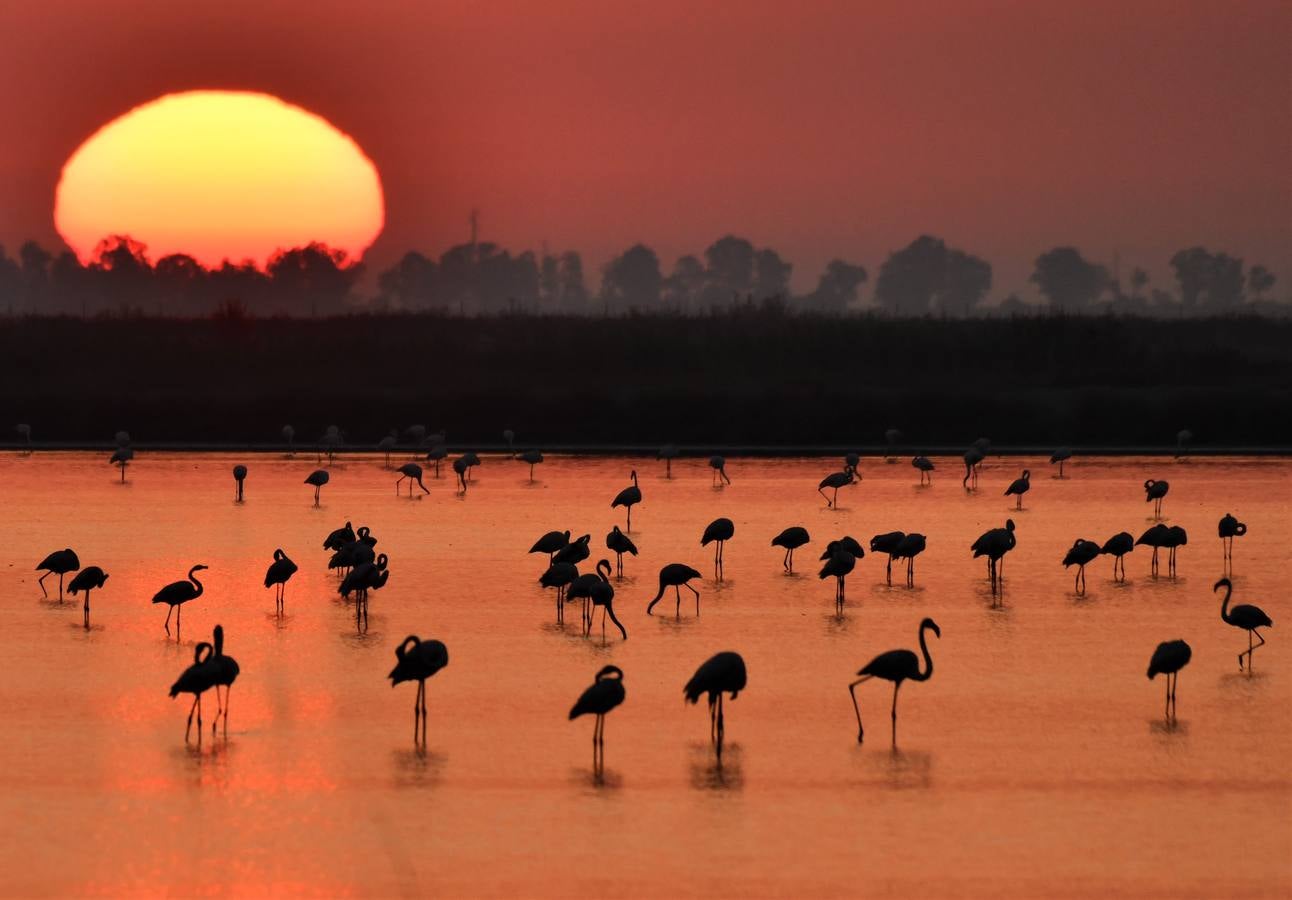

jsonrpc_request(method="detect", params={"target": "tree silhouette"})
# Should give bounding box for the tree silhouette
[875,236,991,315]
[753,248,792,302]
[803,259,867,312]
[1031,247,1109,312]
[600,244,662,311]
[700,235,756,309]
[663,254,705,312]
[266,243,361,316]
[1249,265,1276,303]
[1170,247,1245,311]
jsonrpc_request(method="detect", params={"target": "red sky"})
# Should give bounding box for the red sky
[1,0,1288,299]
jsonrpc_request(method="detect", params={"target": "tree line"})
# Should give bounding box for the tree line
[0,232,1281,318]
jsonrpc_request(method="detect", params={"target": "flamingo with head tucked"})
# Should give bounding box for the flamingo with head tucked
[684,651,746,759]
[1218,513,1247,569]
[570,665,626,773]
[264,549,298,615]
[304,469,329,505]
[1100,532,1134,582]
[1147,640,1191,719]
[605,526,637,578]
[232,464,247,501]
[912,456,934,485]
[67,566,108,627]
[389,635,449,745]
[701,517,735,579]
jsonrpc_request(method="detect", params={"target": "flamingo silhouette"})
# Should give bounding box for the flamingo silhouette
[570,665,625,773]
[1137,524,1171,577]
[1164,525,1188,575]
[818,465,857,508]
[849,617,940,744]
[530,530,571,565]
[170,641,216,743]
[912,456,934,485]
[709,456,731,486]
[605,526,638,577]
[971,519,1016,598]
[153,564,207,636]
[460,451,481,480]
[232,464,247,501]
[657,444,679,478]
[396,462,430,495]
[425,444,448,478]
[389,635,449,745]
[567,563,605,632]
[208,625,240,735]
[646,563,702,617]
[341,553,389,628]
[1100,532,1134,582]
[589,564,627,641]
[540,562,579,622]
[67,566,108,627]
[554,534,592,568]
[962,446,984,489]
[36,548,80,601]
[1147,639,1191,719]
[1144,479,1169,518]
[870,531,905,586]
[264,549,298,615]
[1050,447,1072,478]
[701,517,735,579]
[1063,539,1101,594]
[684,651,746,759]
[819,541,858,612]
[517,449,543,481]
[304,469,329,505]
[377,431,398,467]
[452,457,469,493]
[611,470,641,531]
[1004,469,1031,509]
[109,446,134,482]
[1216,578,1273,671]
[771,526,810,573]
[1217,513,1247,569]
[893,533,926,587]
[323,521,356,551]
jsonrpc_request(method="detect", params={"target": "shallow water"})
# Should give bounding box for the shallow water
[0,452,1288,898]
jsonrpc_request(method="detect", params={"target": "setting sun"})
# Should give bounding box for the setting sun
[54,90,383,268]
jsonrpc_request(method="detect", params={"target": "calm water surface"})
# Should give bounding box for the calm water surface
[1,452,1288,897]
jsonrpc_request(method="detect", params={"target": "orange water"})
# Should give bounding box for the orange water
[1,452,1288,897]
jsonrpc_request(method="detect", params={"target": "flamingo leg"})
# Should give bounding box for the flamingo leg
[849,676,871,742]
[185,695,198,742]
[38,571,50,598]
[688,583,700,616]
[890,682,901,744]
[164,605,173,634]
[886,556,893,586]
[675,585,682,617]
[716,694,725,757]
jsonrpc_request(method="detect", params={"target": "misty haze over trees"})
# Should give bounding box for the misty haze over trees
[0,232,1284,319]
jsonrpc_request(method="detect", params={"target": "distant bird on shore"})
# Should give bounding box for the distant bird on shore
[110,446,134,482]
[709,456,731,486]
[701,517,735,579]
[1144,479,1169,518]
[517,449,544,481]
[771,526,810,573]
[1100,531,1135,582]
[208,625,240,735]
[570,665,625,772]
[605,526,637,578]
[1218,513,1247,568]
[612,470,641,531]
[264,549,298,615]
[819,541,857,612]
[870,531,905,586]
[646,563,702,617]
[912,456,934,485]
[657,444,679,478]
[849,617,940,744]
[232,464,247,501]
[1063,539,1102,594]
[894,533,926,587]
[962,446,984,490]
[971,519,1016,597]
[452,456,469,492]
[460,451,481,481]
[1050,447,1073,478]
[818,465,857,508]
[425,444,447,477]
[396,462,430,495]
[1147,639,1191,719]
[67,566,108,627]
[389,635,449,745]
[530,530,571,565]
[377,431,398,467]
[1004,469,1031,509]
[304,469,329,505]
[170,641,216,743]
[36,548,80,601]
[1217,578,1272,671]
[685,651,746,759]
[153,564,207,637]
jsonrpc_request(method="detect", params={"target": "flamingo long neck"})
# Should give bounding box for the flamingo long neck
[213,629,224,657]
[605,603,628,639]
[188,567,205,597]
[914,626,934,682]
[1220,583,1233,622]
[631,472,638,487]
[597,560,612,582]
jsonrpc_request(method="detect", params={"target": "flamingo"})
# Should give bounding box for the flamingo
[389,635,449,745]
[109,446,134,482]
[282,424,296,456]
[1217,578,1272,671]
[1164,525,1188,576]
[452,457,469,493]
[1100,532,1135,582]
[849,617,940,744]
[540,562,580,622]
[1218,513,1247,568]
[517,449,543,481]
[701,517,735,579]
[1062,539,1101,594]
[425,444,448,478]
[67,566,108,627]
[323,521,356,551]
[530,530,571,565]
[771,526,810,573]
[1050,447,1072,478]
[684,651,746,759]
[1136,524,1171,576]
[169,641,216,743]
[36,548,80,601]
[356,526,378,549]
[818,465,857,508]
[554,534,592,567]
[657,444,679,478]
[570,665,626,772]
[340,553,389,627]
[304,469,329,505]
[318,425,342,463]
[709,456,731,486]
[1147,639,1191,719]
[567,563,606,631]
[962,446,984,489]
[153,564,207,636]
[820,535,865,560]
[646,563,703,617]
[971,519,1016,598]
[208,625,240,735]
[605,526,638,577]
[264,549,298,615]
[845,452,861,470]
[819,541,857,612]
[460,451,481,480]
[893,533,926,587]
[870,531,905,586]
[1004,469,1031,509]
[589,566,627,641]
[611,470,641,531]
[232,464,247,501]
[912,456,934,485]
[377,431,398,467]
[1144,479,1169,518]
[396,462,430,495]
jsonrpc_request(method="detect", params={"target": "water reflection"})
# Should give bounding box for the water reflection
[689,742,744,792]
[390,747,445,790]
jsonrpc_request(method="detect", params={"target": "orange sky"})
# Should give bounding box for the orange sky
[1,0,1288,297]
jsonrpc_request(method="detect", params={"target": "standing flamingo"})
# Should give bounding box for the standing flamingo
[1147,640,1191,719]
[208,625,240,735]
[894,533,926,587]
[1100,532,1135,582]
[452,457,469,493]
[819,541,858,613]
[657,444,679,478]
[818,465,857,507]
[971,519,1016,598]
[304,469,329,505]
[530,530,571,565]
[169,641,216,743]
[1216,578,1273,671]
[232,464,247,501]
[848,617,940,744]
[570,665,626,773]
[1144,479,1169,518]
[912,456,934,485]
[425,444,448,478]
[701,518,735,579]
[377,431,398,467]
[396,462,430,495]
[589,566,627,641]
[1004,469,1031,509]
[962,446,984,489]
[1050,447,1072,478]
[323,521,356,551]
[1218,513,1247,569]
[109,446,134,482]
[709,456,731,486]
[36,548,80,601]
[611,470,641,531]
[870,531,905,586]
[67,566,108,628]
[605,525,638,577]
[517,449,544,481]
[1136,524,1171,576]
[1062,539,1101,594]
[554,534,592,568]
[771,526,810,573]
[153,564,207,636]
[1164,525,1188,575]
[646,563,703,617]
[540,562,580,622]
[389,635,449,745]
[264,549,298,615]
[684,651,746,759]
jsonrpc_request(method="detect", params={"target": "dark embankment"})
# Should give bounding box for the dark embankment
[2,312,1289,448]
